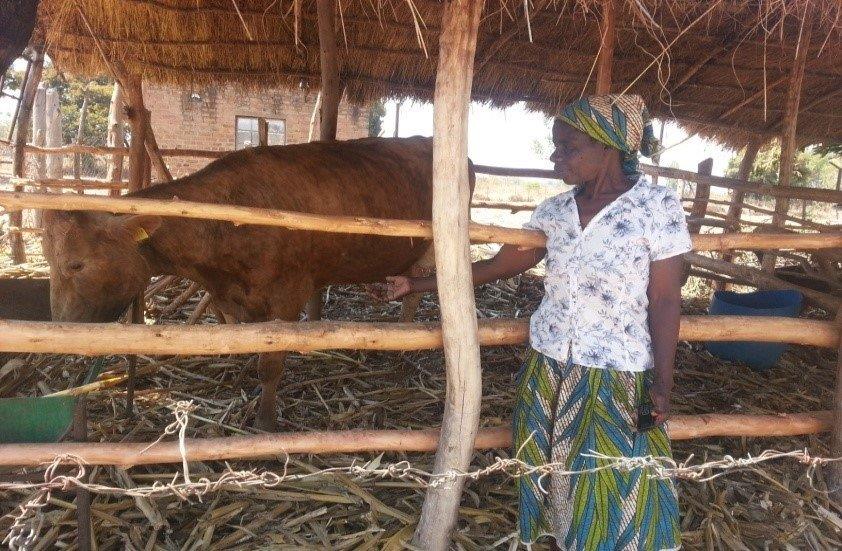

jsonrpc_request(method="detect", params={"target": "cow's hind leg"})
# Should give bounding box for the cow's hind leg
[256,351,287,432]
[254,280,313,431]
[399,244,435,322]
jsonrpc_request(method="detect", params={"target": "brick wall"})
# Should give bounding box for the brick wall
[145,82,371,178]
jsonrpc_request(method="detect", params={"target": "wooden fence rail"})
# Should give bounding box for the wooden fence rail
[0,411,832,467]
[2,192,841,252]
[1,316,838,356]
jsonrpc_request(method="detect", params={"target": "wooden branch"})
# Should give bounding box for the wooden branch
[416,1,486,547]
[473,163,842,204]
[685,252,840,312]
[828,315,842,499]
[11,177,127,191]
[19,143,226,160]
[316,0,340,142]
[143,114,173,182]
[187,292,213,325]
[471,200,536,212]
[3,192,842,252]
[9,45,43,264]
[0,411,832,467]
[0,316,837,356]
[687,158,713,234]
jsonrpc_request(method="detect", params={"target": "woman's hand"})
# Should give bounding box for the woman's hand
[650,385,671,425]
[368,276,414,302]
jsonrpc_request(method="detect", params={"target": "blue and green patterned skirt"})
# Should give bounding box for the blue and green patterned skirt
[513,350,680,550]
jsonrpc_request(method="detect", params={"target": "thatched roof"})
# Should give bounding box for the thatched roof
[35,0,842,147]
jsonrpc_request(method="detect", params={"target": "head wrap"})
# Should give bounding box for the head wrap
[556,94,659,177]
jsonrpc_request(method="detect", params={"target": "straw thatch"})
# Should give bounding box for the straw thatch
[32,0,842,148]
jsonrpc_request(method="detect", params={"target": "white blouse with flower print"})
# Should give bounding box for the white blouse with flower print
[523,176,692,372]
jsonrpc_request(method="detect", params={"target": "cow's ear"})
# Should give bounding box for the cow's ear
[120,215,163,243]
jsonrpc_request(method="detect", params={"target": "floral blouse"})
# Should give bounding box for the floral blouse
[524,176,692,372]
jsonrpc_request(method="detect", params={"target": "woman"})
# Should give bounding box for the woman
[377,95,689,550]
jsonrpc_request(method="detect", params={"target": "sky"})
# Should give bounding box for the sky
[381,100,736,177]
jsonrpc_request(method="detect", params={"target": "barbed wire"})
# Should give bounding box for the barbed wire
[3,400,841,550]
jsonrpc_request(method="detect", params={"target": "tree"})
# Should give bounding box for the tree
[726,141,836,189]
[2,62,114,145]
[367,99,386,137]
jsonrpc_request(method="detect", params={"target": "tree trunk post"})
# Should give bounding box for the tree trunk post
[10,45,43,264]
[307,0,343,322]
[106,83,125,196]
[45,87,62,179]
[73,95,89,194]
[412,1,485,549]
[826,312,842,502]
[31,83,46,227]
[764,5,813,272]
[595,0,617,94]
[718,140,762,289]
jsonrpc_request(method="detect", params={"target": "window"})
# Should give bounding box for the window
[235,116,286,149]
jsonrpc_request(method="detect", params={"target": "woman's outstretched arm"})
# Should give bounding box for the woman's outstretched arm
[373,244,546,301]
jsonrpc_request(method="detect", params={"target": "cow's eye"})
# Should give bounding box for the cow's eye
[67,261,84,272]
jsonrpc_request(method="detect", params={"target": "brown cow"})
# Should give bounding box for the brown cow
[43,136,475,430]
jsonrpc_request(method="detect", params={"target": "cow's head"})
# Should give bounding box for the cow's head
[42,210,162,322]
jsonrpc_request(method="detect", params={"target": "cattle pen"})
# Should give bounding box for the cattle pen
[2,0,842,549]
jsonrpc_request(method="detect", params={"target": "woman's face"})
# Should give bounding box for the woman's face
[549,120,612,185]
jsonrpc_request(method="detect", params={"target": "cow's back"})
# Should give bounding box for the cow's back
[135,137,454,288]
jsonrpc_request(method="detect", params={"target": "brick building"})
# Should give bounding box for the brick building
[145,82,372,177]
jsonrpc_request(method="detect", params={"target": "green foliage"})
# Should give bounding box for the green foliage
[725,141,837,189]
[367,99,386,137]
[2,64,115,146]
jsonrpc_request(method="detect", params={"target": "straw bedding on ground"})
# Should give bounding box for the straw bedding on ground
[1,256,841,549]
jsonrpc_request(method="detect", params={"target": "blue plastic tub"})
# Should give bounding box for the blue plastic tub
[704,289,803,371]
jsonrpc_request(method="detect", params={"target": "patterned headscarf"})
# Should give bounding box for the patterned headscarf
[556,94,659,177]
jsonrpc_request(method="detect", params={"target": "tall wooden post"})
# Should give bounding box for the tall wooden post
[31,83,46,227]
[718,141,761,289]
[316,0,340,142]
[764,6,813,272]
[827,313,842,502]
[595,0,616,94]
[9,45,43,264]
[306,0,342,322]
[73,95,89,194]
[687,158,713,235]
[412,1,485,549]
[106,83,125,196]
[121,73,149,417]
[45,88,62,179]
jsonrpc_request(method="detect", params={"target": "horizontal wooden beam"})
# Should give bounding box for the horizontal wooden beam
[0,316,837,356]
[12,177,127,191]
[2,192,841,252]
[473,164,842,203]
[0,411,831,467]
[12,142,224,159]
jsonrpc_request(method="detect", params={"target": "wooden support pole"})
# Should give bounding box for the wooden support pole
[31,83,46,227]
[72,95,89,189]
[827,314,842,501]
[0,411,832,467]
[687,158,713,235]
[5,191,842,252]
[413,1,485,547]
[719,141,763,289]
[595,0,616,94]
[316,0,341,142]
[9,45,43,264]
[122,76,147,194]
[143,114,172,183]
[71,398,93,551]
[45,88,62,179]
[308,0,342,322]
[106,83,125,196]
[765,5,813,273]
[6,55,31,142]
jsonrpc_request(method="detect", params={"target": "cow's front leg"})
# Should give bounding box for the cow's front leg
[256,351,287,431]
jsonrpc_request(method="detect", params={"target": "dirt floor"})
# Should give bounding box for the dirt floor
[1,182,842,549]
